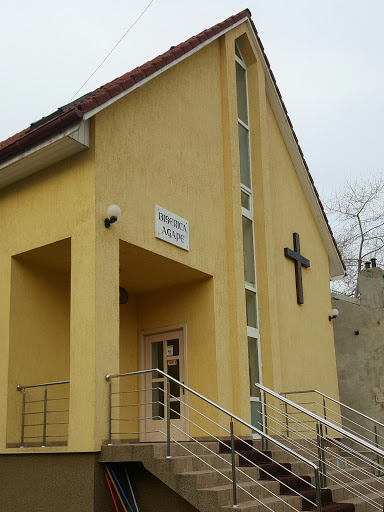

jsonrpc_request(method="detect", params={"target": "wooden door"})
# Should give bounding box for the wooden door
[142,330,188,442]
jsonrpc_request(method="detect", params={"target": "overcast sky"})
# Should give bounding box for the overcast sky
[2,0,383,200]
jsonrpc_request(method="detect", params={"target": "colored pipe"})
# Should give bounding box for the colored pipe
[106,466,129,512]
[124,465,139,512]
[105,471,119,512]
[109,466,134,512]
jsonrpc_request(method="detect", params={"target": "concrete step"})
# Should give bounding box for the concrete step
[220,493,302,511]
[329,477,384,503]
[340,491,384,512]
[327,465,375,483]
[178,466,262,490]
[198,480,302,508]
[153,441,221,458]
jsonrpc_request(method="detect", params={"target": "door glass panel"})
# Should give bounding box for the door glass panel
[236,61,248,125]
[166,339,179,357]
[242,216,256,285]
[238,124,251,188]
[246,289,257,328]
[152,382,164,420]
[170,401,181,420]
[151,341,164,378]
[251,401,262,431]
[167,359,180,398]
[248,337,260,398]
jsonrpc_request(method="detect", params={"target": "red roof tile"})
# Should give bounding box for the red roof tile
[0,8,344,270]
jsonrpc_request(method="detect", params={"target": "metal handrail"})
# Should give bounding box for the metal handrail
[17,379,70,390]
[280,388,384,429]
[107,369,323,511]
[263,396,384,477]
[258,383,384,459]
[17,380,70,447]
[106,369,318,469]
[259,385,384,509]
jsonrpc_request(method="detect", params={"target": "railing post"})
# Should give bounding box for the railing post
[285,402,289,437]
[261,391,268,451]
[42,386,48,447]
[374,425,380,475]
[166,377,171,458]
[314,467,323,512]
[20,388,26,448]
[316,422,326,487]
[322,397,328,437]
[230,417,239,508]
[108,378,113,445]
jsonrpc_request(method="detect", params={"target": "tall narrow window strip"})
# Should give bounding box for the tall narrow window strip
[242,216,256,285]
[236,62,248,125]
[238,124,252,188]
[236,42,262,433]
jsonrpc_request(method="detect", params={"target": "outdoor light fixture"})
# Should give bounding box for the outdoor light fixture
[105,205,121,228]
[329,308,339,321]
[119,286,128,305]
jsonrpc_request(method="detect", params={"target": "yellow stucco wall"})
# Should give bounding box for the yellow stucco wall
[261,98,339,396]
[7,254,70,444]
[94,38,251,428]
[0,142,104,453]
[0,20,340,453]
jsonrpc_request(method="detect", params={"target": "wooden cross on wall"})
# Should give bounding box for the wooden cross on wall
[284,233,310,305]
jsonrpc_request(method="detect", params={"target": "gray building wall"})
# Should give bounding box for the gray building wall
[332,267,384,444]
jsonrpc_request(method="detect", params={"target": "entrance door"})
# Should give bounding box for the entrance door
[142,329,188,442]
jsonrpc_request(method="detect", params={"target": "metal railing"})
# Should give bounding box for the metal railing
[257,384,384,511]
[106,369,323,512]
[17,380,70,447]
[280,388,384,455]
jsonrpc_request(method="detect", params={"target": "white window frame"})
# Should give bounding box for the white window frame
[236,44,263,436]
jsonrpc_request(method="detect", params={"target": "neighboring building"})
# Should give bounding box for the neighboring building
[0,9,344,511]
[332,264,384,441]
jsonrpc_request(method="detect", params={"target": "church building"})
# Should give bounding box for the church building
[0,9,345,511]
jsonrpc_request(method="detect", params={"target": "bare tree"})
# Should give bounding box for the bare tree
[324,173,384,297]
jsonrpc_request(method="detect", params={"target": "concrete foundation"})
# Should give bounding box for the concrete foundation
[0,450,199,512]
[0,453,112,512]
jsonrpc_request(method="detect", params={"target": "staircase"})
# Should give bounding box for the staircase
[101,437,383,511]
[103,369,384,512]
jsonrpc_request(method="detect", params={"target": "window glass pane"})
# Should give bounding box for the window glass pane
[241,190,251,210]
[238,123,251,188]
[170,401,180,420]
[248,337,260,397]
[236,62,248,125]
[151,341,164,378]
[251,401,262,431]
[246,289,257,328]
[235,44,242,59]
[242,216,255,285]
[152,382,164,420]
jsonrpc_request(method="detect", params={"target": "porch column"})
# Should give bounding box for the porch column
[68,225,120,451]
[0,254,11,450]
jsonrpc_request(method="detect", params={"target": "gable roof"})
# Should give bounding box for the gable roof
[0,8,345,275]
